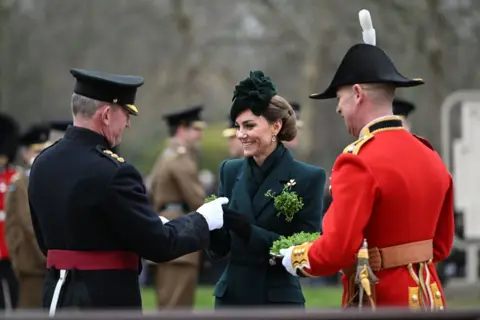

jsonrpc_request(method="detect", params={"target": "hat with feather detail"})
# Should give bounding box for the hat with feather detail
[230,70,277,122]
[309,9,424,100]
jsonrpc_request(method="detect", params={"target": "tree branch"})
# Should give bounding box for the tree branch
[257,0,310,43]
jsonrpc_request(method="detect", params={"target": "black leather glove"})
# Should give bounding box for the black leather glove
[222,204,252,242]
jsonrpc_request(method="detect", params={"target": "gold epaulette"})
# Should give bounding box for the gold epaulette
[96,145,125,164]
[103,149,125,163]
[343,134,374,155]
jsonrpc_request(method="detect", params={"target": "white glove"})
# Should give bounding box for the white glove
[280,247,298,277]
[159,216,169,224]
[196,197,229,231]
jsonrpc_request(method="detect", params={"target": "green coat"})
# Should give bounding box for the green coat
[207,148,326,307]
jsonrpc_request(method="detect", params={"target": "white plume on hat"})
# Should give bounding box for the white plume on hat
[358,9,376,46]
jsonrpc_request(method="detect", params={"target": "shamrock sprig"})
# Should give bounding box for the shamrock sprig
[204,194,217,203]
[265,179,303,222]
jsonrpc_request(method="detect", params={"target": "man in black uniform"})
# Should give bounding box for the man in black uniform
[28,68,228,314]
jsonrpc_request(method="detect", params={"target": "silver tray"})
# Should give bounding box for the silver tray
[269,252,283,266]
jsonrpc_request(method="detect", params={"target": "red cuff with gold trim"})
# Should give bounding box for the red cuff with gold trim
[290,242,315,277]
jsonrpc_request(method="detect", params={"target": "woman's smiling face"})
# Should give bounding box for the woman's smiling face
[235,109,278,158]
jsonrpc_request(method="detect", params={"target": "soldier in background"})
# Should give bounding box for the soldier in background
[5,123,51,308]
[222,117,243,159]
[48,121,72,142]
[149,106,206,309]
[283,102,303,152]
[5,121,70,309]
[392,98,415,131]
[0,113,20,311]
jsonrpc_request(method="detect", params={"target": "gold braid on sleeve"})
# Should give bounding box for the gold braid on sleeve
[290,242,314,278]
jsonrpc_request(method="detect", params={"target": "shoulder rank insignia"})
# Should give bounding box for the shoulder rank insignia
[343,134,374,155]
[104,150,124,163]
[96,145,125,165]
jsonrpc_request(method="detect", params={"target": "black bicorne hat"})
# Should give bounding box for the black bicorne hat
[309,10,424,100]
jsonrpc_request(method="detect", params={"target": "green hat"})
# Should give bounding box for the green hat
[230,70,277,122]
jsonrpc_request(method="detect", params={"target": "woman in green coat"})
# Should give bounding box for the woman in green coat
[207,70,326,308]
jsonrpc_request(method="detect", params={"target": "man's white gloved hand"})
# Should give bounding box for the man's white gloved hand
[280,247,297,276]
[196,197,229,230]
[159,216,169,224]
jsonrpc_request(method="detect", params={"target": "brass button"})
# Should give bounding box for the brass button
[439,306,444,311]
[411,294,418,302]
[435,291,441,298]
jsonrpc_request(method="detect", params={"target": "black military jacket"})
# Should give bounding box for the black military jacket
[28,126,209,309]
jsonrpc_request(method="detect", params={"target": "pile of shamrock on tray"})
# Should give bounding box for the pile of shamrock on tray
[270,231,321,256]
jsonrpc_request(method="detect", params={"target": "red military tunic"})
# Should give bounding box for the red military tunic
[0,165,18,260]
[290,116,454,310]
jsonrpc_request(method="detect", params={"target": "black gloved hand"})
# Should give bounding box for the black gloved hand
[222,204,252,243]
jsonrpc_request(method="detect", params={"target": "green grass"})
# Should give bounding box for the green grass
[141,285,341,309]
[141,285,480,310]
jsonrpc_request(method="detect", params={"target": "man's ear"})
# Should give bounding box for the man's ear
[100,104,112,125]
[352,84,365,104]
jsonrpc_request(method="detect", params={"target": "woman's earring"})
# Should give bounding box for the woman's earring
[272,135,276,142]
